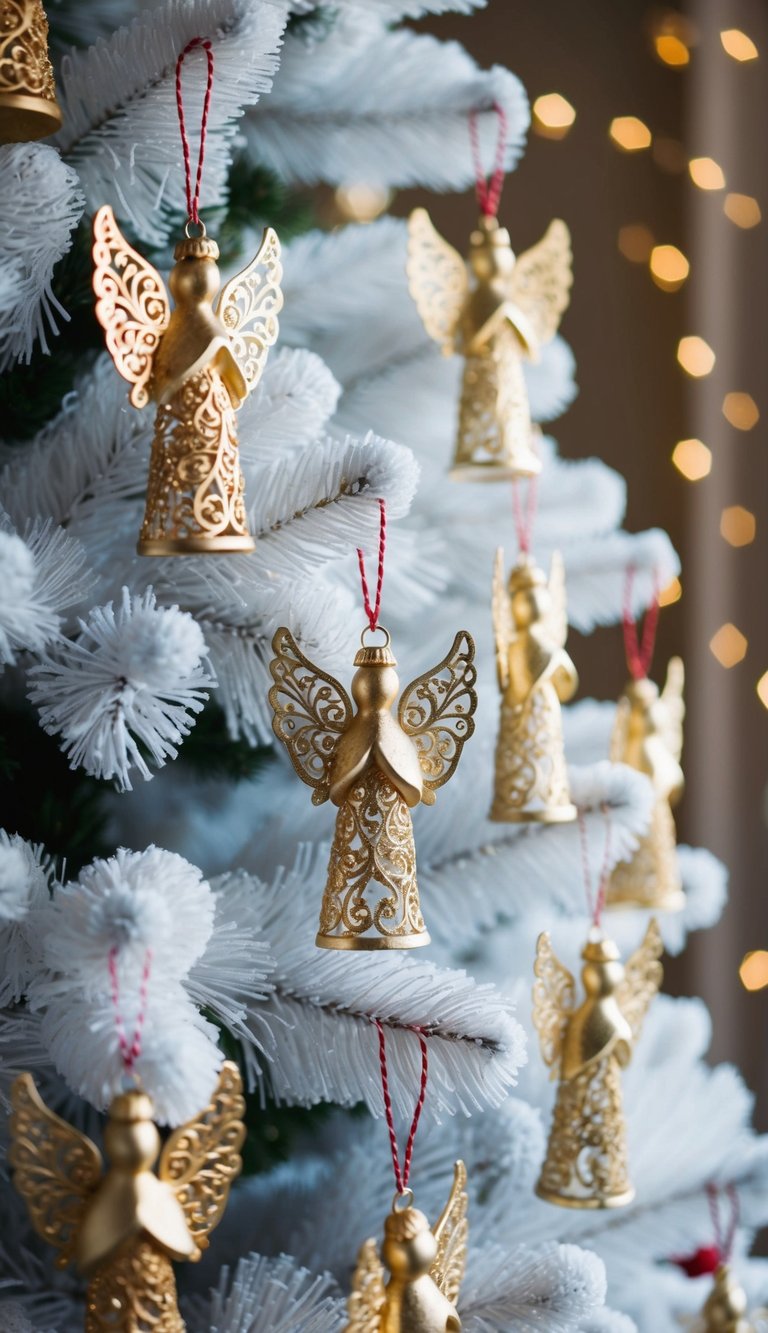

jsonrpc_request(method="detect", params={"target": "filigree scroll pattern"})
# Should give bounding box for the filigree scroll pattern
[491,681,570,820]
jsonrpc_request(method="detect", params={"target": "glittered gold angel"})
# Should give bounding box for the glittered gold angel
[690,1265,768,1332]
[268,626,477,950]
[533,921,663,1209]
[407,209,572,480]
[92,205,282,555]
[606,658,685,911]
[9,1061,245,1333]
[490,549,578,823]
[345,1161,468,1333]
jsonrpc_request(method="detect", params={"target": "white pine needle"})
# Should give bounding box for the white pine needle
[28,588,214,791]
[189,1254,344,1333]
[0,144,84,370]
[0,518,92,666]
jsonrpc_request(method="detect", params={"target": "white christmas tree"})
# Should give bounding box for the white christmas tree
[0,3,766,1331]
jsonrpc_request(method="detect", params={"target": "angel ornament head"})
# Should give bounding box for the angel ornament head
[407,208,572,481]
[92,205,282,555]
[690,1264,768,1332]
[533,921,663,1208]
[606,658,685,911]
[345,1162,468,1332]
[9,1062,245,1332]
[490,550,578,823]
[269,625,477,950]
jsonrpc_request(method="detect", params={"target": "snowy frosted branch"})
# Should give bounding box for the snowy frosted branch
[247,17,528,188]
[0,144,84,371]
[54,0,288,242]
[186,1254,344,1333]
[0,519,92,666]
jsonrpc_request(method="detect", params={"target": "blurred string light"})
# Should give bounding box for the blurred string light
[609,115,652,151]
[618,224,655,262]
[672,438,711,480]
[709,623,748,668]
[724,193,761,228]
[720,29,758,62]
[740,951,768,990]
[650,243,689,290]
[689,156,726,189]
[334,184,391,223]
[722,392,759,430]
[659,576,683,606]
[677,335,715,376]
[651,11,698,66]
[758,673,768,710]
[720,505,756,548]
[532,93,576,139]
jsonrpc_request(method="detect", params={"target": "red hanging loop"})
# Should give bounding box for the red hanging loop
[577,804,613,929]
[468,102,509,219]
[512,474,538,555]
[707,1182,740,1265]
[108,946,152,1075]
[374,1019,429,1196]
[175,38,215,225]
[357,499,387,633]
[622,566,660,681]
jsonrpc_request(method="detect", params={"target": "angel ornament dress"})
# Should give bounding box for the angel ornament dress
[407,209,572,480]
[606,659,685,911]
[345,1161,468,1332]
[9,1062,245,1332]
[92,205,282,555]
[490,550,578,823]
[269,627,477,950]
[533,922,663,1209]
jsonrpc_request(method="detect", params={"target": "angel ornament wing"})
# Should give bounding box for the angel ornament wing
[533,921,663,1209]
[606,657,686,912]
[407,207,572,481]
[92,205,282,556]
[269,625,477,950]
[345,1162,468,1333]
[9,1062,245,1333]
[489,549,578,824]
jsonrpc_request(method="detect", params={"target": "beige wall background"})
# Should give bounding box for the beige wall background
[397,1,768,1123]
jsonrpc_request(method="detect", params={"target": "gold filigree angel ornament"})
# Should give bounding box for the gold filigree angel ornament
[92,205,282,555]
[691,1265,768,1332]
[533,920,663,1208]
[0,0,62,143]
[407,209,572,480]
[345,1161,468,1332]
[9,1062,245,1333]
[606,658,685,912]
[490,549,578,823]
[269,626,477,950]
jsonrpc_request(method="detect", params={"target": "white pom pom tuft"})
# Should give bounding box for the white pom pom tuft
[0,830,52,1004]
[0,517,92,667]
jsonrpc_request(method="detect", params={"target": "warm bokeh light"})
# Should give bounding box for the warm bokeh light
[653,137,687,173]
[650,244,690,290]
[609,116,652,151]
[758,672,768,710]
[709,623,748,668]
[720,29,758,61]
[658,576,682,607]
[655,34,690,66]
[672,438,712,481]
[740,951,768,991]
[618,224,655,263]
[677,336,716,376]
[724,193,762,228]
[720,505,756,547]
[533,93,576,139]
[722,392,760,430]
[689,157,726,190]
[334,183,391,223]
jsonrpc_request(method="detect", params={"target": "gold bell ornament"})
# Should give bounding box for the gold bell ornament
[490,543,578,823]
[533,917,663,1208]
[0,0,62,144]
[9,1061,246,1333]
[606,574,685,911]
[92,40,282,556]
[345,1024,468,1331]
[268,502,477,950]
[406,108,572,481]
